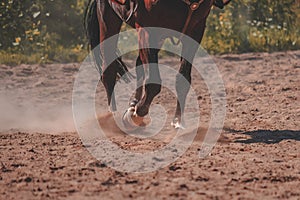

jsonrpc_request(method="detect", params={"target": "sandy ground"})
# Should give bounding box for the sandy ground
[0,51,299,199]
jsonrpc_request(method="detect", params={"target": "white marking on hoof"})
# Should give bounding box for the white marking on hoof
[122,108,146,132]
[122,108,139,132]
[171,118,185,129]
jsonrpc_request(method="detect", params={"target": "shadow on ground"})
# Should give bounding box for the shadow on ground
[229,129,300,144]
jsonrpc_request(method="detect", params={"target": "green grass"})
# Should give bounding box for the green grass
[0,48,87,66]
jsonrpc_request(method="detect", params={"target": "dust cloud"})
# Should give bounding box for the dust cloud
[0,94,75,133]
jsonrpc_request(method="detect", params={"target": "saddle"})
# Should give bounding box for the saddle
[109,0,228,22]
[108,0,159,22]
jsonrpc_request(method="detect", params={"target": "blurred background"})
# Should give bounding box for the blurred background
[0,0,299,65]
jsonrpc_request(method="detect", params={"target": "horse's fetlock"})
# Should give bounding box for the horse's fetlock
[145,83,161,96]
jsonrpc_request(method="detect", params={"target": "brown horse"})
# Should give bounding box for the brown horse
[85,0,230,129]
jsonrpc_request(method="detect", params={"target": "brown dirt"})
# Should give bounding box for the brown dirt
[0,51,299,199]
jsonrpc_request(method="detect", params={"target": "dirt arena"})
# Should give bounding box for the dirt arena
[0,51,299,199]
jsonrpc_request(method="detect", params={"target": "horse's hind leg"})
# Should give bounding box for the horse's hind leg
[98,0,123,111]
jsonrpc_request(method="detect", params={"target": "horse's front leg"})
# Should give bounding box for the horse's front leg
[131,27,162,117]
[135,48,161,117]
[172,58,192,129]
[172,24,206,129]
[122,48,161,129]
[129,56,144,107]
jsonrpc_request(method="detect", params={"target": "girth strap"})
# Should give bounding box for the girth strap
[181,0,204,34]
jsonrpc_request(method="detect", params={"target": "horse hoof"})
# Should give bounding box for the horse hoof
[171,118,185,129]
[122,108,146,132]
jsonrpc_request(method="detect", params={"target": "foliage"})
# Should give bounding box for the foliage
[0,0,299,64]
[203,0,300,53]
[0,0,87,63]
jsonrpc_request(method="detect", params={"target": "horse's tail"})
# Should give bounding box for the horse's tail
[84,0,102,74]
[84,0,134,82]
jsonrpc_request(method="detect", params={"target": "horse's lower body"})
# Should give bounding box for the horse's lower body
[87,0,209,129]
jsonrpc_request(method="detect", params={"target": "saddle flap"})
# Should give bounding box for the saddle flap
[108,0,137,22]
